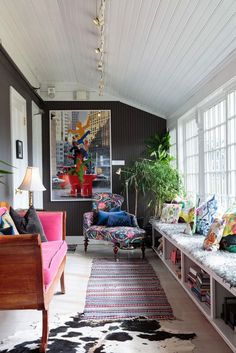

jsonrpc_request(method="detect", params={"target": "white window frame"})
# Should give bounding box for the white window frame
[176,77,236,209]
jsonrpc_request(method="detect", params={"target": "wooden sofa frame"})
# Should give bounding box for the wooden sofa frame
[0,210,66,352]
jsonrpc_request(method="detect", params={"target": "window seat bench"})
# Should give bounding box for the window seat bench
[152,221,236,352]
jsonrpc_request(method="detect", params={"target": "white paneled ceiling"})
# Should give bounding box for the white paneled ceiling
[0,0,236,118]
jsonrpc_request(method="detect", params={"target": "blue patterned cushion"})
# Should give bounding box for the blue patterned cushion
[196,195,218,235]
[107,213,132,227]
[97,210,126,226]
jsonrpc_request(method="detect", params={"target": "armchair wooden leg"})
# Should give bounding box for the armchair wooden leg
[84,237,89,252]
[60,271,65,294]
[141,239,145,259]
[40,309,49,353]
[113,243,119,258]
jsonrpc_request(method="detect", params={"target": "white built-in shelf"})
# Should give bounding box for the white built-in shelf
[152,223,236,353]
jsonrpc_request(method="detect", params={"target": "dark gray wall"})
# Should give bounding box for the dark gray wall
[0,45,44,202]
[0,44,166,234]
[43,101,166,235]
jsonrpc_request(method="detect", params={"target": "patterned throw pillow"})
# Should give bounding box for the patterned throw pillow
[222,204,236,237]
[196,195,217,236]
[0,207,19,235]
[219,204,236,252]
[203,218,224,251]
[160,204,181,224]
[178,198,196,231]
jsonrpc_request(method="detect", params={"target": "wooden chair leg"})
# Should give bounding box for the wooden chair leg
[40,309,49,353]
[60,271,65,294]
[84,237,89,252]
[113,243,119,258]
[141,239,145,258]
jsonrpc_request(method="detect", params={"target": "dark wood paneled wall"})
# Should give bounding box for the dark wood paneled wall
[43,101,166,235]
[0,45,44,203]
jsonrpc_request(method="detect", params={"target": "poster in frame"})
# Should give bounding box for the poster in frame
[50,110,112,201]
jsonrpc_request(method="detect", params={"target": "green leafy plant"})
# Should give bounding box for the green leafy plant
[145,131,173,161]
[147,160,184,217]
[120,159,151,216]
[0,160,13,185]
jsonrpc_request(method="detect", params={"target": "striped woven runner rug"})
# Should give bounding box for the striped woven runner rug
[83,258,174,320]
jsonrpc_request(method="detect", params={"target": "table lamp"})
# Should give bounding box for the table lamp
[18,166,46,207]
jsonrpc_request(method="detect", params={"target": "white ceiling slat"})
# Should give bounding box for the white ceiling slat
[0,0,235,116]
[153,0,236,106]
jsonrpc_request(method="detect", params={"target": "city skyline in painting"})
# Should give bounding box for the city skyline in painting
[50,110,111,201]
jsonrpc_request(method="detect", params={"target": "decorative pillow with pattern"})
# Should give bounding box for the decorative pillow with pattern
[219,204,236,252]
[0,207,19,235]
[178,198,196,231]
[222,204,236,237]
[160,203,181,224]
[203,218,224,251]
[196,195,217,236]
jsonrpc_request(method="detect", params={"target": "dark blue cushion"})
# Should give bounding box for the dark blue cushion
[97,210,126,226]
[107,213,132,227]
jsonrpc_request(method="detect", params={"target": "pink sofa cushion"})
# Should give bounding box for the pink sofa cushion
[41,240,67,290]
[38,212,64,241]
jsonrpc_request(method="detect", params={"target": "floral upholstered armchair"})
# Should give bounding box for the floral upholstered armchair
[83,193,146,257]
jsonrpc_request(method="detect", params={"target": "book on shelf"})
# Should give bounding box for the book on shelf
[189,266,199,277]
[191,286,207,302]
[187,272,197,284]
[196,273,210,285]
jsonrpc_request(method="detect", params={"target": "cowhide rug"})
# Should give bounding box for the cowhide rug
[0,313,196,353]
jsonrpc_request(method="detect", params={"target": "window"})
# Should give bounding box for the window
[203,100,227,207]
[178,112,199,195]
[185,118,199,195]
[169,128,177,167]
[228,90,236,206]
[176,79,236,210]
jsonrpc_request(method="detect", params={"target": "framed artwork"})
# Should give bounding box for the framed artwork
[16,140,23,159]
[50,110,111,201]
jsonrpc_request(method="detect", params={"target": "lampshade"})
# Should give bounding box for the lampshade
[18,167,46,191]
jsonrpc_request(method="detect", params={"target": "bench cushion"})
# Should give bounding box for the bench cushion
[41,240,67,290]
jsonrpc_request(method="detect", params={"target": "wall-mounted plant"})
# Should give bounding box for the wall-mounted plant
[0,160,13,185]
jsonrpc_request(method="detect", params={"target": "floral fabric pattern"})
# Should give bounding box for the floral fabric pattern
[85,225,145,245]
[222,204,236,237]
[92,193,124,212]
[196,195,217,236]
[83,193,145,247]
[160,204,181,224]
